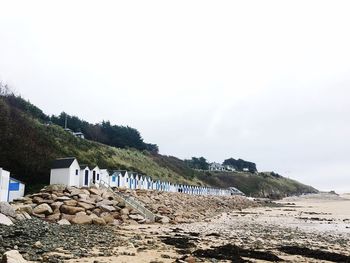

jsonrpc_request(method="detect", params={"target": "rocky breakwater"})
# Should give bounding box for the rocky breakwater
[130,190,257,224]
[9,185,147,226]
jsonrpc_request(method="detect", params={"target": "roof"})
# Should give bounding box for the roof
[80,164,90,170]
[51,157,77,169]
[10,177,25,184]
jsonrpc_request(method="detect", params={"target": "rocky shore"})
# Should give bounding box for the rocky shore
[1,190,349,262]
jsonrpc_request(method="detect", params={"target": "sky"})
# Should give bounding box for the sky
[0,0,349,192]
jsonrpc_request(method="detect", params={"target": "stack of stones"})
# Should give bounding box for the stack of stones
[9,185,147,225]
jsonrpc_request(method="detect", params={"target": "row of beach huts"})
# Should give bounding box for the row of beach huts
[50,157,244,196]
[0,157,244,202]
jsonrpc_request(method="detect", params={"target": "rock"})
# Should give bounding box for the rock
[15,213,26,221]
[129,214,144,221]
[77,202,95,210]
[89,188,101,196]
[0,202,16,217]
[13,204,33,215]
[1,250,28,263]
[120,208,129,215]
[117,200,126,208]
[92,217,106,226]
[46,213,61,222]
[61,213,75,222]
[33,241,42,248]
[33,203,53,215]
[56,196,71,201]
[184,256,196,263]
[44,184,66,192]
[71,214,92,225]
[96,200,114,206]
[0,213,13,226]
[78,193,90,199]
[156,215,170,224]
[76,211,87,216]
[60,205,85,215]
[57,219,71,225]
[63,200,78,206]
[50,201,63,211]
[100,205,116,212]
[101,215,114,224]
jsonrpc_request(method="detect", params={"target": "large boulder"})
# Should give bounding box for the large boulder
[0,202,16,217]
[99,205,116,213]
[60,205,85,215]
[77,202,95,210]
[33,204,53,215]
[92,217,106,226]
[71,214,92,225]
[0,213,13,226]
[63,200,78,206]
[89,188,101,196]
[1,250,28,263]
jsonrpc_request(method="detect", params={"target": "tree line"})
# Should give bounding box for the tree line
[0,84,159,153]
[184,156,257,172]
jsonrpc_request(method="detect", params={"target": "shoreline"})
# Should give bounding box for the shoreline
[1,193,350,262]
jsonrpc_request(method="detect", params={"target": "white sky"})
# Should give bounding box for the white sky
[1,0,349,192]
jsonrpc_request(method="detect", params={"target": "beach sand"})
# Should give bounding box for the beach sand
[66,193,350,263]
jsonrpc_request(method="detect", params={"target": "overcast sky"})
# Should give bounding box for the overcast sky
[1,0,349,192]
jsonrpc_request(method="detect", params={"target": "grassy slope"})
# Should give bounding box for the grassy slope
[197,171,318,199]
[0,96,317,197]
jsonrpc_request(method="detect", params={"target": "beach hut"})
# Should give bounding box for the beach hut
[79,165,91,187]
[91,166,101,184]
[50,157,80,187]
[0,168,10,202]
[144,176,152,190]
[8,177,25,202]
[100,169,110,184]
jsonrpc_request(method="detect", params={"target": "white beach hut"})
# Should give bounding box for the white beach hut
[79,165,91,187]
[91,166,101,184]
[0,168,10,202]
[100,169,110,184]
[8,177,25,202]
[50,157,80,187]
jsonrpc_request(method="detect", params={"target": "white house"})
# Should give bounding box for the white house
[8,177,25,202]
[0,168,10,202]
[209,162,225,171]
[91,166,101,184]
[79,165,91,187]
[224,165,236,171]
[50,157,80,187]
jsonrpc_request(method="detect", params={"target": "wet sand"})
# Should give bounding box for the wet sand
[66,193,350,263]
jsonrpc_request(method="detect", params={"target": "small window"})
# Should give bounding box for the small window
[75,169,78,175]
[112,176,116,182]
[97,174,99,180]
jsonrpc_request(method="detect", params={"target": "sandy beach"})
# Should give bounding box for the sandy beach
[62,193,350,263]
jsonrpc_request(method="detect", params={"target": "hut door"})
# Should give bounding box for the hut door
[84,170,89,185]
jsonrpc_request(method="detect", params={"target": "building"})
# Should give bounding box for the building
[72,132,85,139]
[209,162,225,171]
[91,166,101,184]
[224,165,236,171]
[50,157,80,187]
[8,177,25,202]
[100,169,110,184]
[80,165,91,187]
[0,168,26,202]
[0,168,10,202]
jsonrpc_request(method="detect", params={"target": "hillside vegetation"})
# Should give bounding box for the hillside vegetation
[0,88,317,197]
